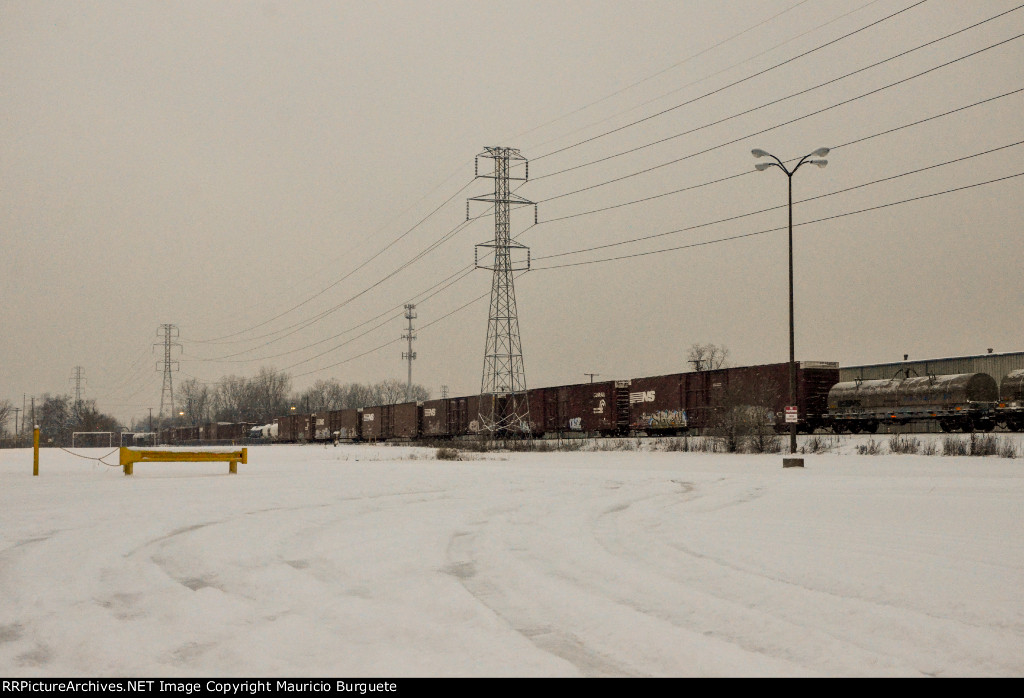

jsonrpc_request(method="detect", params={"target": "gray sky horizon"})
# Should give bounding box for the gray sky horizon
[3,0,1022,425]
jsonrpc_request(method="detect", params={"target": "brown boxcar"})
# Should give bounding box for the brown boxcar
[629,361,839,434]
[420,399,451,438]
[361,406,384,440]
[327,408,361,441]
[272,416,290,442]
[393,401,420,439]
[311,413,331,441]
[464,395,485,436]
[534,380,629,435]
[360,403,419,440]
[211,422,248,442]
[628,373,689,433]
[274,413,312,442]
[422,396,472,438]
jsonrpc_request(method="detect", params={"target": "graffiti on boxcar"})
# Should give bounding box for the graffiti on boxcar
[638,409,687,429]
[569,417,583,430]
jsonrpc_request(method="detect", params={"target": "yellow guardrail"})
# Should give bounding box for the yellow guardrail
[119,447,247,476]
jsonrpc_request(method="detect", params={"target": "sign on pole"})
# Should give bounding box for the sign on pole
[785,406,798,424]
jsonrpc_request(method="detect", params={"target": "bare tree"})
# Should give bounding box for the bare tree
[250,367,291,421]
[377,378,407,405]
[710,374,781,453]
[38,394,73,445]
[687,343,730,372]
[211,376,253,423]
[178,378,211,426]
[299,378,346,412]
[407,383,431,403]
[0,399,12,437]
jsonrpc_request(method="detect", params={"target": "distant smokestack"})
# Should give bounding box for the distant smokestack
[903,354,908,361]
[988,348,993,354]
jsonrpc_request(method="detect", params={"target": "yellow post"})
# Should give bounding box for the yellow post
[33,426,40,476]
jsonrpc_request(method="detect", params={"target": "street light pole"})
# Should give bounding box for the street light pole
[751,147,829,456]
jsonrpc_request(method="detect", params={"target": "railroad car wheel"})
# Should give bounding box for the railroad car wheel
[848,422,862,434]
[975,418,995,432]
[864,420,879,434]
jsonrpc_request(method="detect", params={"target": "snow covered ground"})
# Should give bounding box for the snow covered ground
[1,435,1023,677]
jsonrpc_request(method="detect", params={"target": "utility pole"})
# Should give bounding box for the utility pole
[584,373,599,384]
[402,304,417,402]
[13,407,20,442]
[155,324,180,427]
[441,385,449,399]
[469,147,536,436]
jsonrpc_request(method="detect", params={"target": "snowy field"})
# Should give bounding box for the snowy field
[1,435,1023,678]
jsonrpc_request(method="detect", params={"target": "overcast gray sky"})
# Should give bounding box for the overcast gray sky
[2,0,1022,425]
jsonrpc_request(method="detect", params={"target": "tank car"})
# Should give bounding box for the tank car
[828,372,998,433]
[996,370,1024,430]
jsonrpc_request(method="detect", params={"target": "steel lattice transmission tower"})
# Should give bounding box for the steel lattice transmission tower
[69,366,86,415]
[468,146,536,436]
[154,324,180,426]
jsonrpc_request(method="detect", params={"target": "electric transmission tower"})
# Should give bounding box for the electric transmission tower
[69,366,86,415]
[154,324,180,426]
[402,304,417,402]
[468,146,536,436]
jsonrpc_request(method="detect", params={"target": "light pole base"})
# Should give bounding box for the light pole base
[783,457,805,468]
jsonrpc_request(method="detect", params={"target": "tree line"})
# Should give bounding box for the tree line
[167,369,431,430]
[0,369,431,445]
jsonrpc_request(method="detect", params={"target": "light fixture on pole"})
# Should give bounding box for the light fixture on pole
[751,147,829,460]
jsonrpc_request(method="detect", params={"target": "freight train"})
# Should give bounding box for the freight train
[154,364,1024,446]
[268,360,841,442]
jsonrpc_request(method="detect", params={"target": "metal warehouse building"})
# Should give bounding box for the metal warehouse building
[839,351,1024,384]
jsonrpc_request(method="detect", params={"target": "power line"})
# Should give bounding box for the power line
[189,213,485,361]
[257,167,1020,379]
[530,4,1024,182]
[531,0,930,162]
[534,92,1023,226]
[192,177,478,345]
[534,140,1024,264]
[185,179,531,369]
[532,32,1024,206]
[532,171,1024,271]
[518,0,890,156]
[502,0,820,145]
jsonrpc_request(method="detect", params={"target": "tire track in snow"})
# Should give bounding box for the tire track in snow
[589,476,1019,676]
[443,527,640,677]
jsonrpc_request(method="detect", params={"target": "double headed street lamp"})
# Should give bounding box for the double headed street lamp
[751,147,829,457]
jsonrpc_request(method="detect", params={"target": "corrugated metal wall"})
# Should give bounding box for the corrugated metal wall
[839,352,1024,383]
